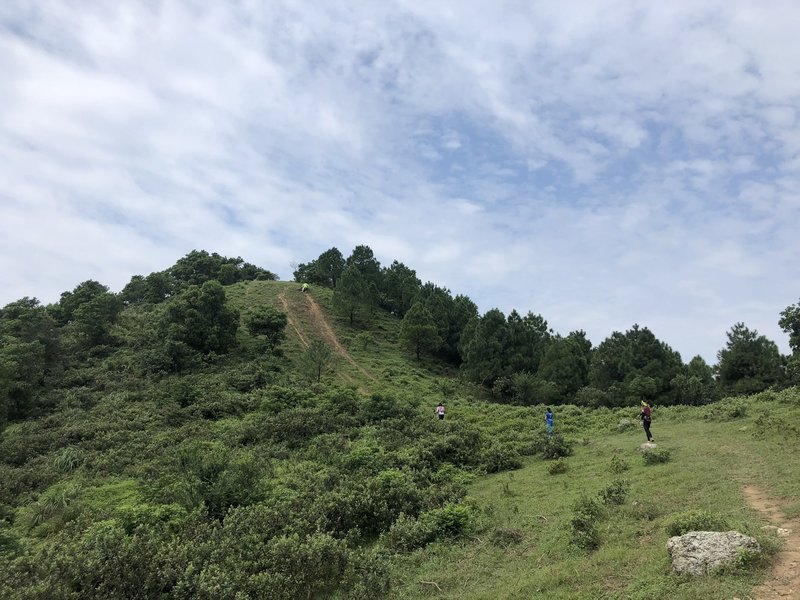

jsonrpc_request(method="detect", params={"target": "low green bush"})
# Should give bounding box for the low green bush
[666,510,730,536]
[547,459,568,475]
[609,454,629,474]
[600,479,630,505]
[642,448,671,465]
[489,527,524,548]
[568,495,603,550]
[482,443,522,473]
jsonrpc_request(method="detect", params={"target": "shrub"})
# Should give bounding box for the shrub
[547,459,568,475]
[568,495,602,550]
[381,513,436,552]
[534,433,573,460]
[600,479,630,505]
[666,510,730,536]
[53,446,85,473]
[489,527,524,548]
[609,454,629,474]
[482,443,522,473]
[420,503,475,539]
[642,448,672,465]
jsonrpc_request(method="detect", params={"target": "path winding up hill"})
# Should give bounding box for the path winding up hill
[278,290,377,388]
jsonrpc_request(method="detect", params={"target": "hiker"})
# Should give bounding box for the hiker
[545,406,554,435]
[436,402,445,420]
[640,401,654,442]
[301,282,309,293]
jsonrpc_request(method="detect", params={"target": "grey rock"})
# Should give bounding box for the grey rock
[638,443,657,452]
[666,531,761,575]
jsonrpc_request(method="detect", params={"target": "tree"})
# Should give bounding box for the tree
[162,280,239,355]
[400,302,441,359]
[293,247,345,288]
[459,309,510,386]
[49,281,122,349]
[299,340,334,383]
[505,310,551,375]
[170,250,276,286]
[332,266,372,325]
[537,331,592,403]
[380,261,421,317]
[121,272,179,305]
[245,306,288,349]
[589,324,682,406]
[716,323,783,394]
[779,299,800,354]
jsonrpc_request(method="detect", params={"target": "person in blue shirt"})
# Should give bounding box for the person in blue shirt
[545,407,554,435]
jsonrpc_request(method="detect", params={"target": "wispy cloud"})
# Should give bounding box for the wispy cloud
[1,0,799,362]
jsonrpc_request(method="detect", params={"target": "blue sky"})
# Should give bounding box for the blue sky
[1,1,799,363]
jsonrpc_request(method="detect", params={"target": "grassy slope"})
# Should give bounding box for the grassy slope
[391,393,800,599]
[229,281,800,599]
[3,280,798,599]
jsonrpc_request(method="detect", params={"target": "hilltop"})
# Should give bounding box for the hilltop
[1,256,799,599]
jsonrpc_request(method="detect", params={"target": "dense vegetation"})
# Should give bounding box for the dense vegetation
[1,247,799,598]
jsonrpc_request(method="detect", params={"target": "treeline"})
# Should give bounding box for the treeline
[0,251,276,429]
[297,245,800,407]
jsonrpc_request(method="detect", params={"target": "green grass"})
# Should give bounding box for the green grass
[389,389,800,599]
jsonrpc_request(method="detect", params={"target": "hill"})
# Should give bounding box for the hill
[1,277,799,599]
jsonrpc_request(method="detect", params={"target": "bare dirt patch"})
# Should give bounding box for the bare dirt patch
[743,485,800,599]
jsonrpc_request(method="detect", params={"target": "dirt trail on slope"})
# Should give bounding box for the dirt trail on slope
[278,292,309,347]
[743,485,800,599]
[303,294,377,383]
[278,291,376,387]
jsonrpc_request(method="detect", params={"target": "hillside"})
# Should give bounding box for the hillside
[1,278,799,599]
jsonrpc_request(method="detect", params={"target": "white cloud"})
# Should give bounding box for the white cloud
[1,0,799,363]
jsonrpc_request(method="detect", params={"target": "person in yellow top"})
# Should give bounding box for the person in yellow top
[301,282,309,293]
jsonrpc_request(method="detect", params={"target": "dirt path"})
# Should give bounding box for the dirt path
[278,290,376,388]
[303,294,378,383]
[743,485,800,599]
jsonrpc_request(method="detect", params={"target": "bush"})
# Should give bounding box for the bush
[381,513,436,552]
[666,510,730,536]
[533,433,573,460]
[568,495,602,550]
[642,448,672,465]
[600,479,630,505]
[420,503,475,539]
[609,454,629,474]
[489,527,524,548]
[547,459,568,475]
[482,443,522,473]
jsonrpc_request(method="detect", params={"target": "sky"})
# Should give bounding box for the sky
[1,1,799,364]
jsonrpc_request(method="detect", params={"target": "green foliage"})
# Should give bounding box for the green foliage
[717,322,784,394]
[294,247,346,288]
[333,265,373,325]
[547,459,568,475]
[599,479,630,505]
[173,441,261,519]
[609,454,629,474]
[400,302,442,359]
[489,527,524,548]
[382,512,436,551]
[162,280,240,357]
[568,495,602,550]
[779,298,800,354]
[666,510,730,536]
[642,447,672,465]
[589,324,683,406]
[532,432,573,459]
[298,340,335,383]
[244,305,287,349]
[482,443,522,473]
